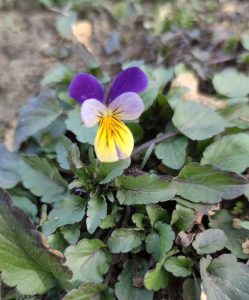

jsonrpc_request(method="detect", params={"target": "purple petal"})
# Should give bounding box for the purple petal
[69,73,105,104]
[109,92,144,120]
[107,67,148,103]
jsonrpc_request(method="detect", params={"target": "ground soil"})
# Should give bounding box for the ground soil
[0,1,156,130]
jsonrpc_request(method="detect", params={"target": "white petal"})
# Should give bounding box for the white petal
[81,99,107,128]
[108,92,144,121]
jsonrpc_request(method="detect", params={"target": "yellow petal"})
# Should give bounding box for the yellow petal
[94,117,134,162]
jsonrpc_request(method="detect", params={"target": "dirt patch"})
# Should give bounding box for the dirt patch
[0,8,59,124]
[0,3,156,129]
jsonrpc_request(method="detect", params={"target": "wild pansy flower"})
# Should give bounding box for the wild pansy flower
[69,67,148,162]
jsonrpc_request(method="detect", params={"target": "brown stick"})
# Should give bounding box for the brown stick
[132,130,178,157]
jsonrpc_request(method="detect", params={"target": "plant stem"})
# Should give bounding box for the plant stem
[132,130,178,157]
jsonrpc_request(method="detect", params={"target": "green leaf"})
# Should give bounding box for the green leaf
[164,256,193,277]
[60,224,81,245]
[107,228,145,253]
[200,254,249,300]
[63,283,112,300]
[155,136,188,169]
[96,159,131,184]
[183,278,201,300]
[55,136,73,170]
[192,229,227,254]
[65,239,111,285]
[42,64,74,86]
[14,92,62,150]
[66,108,97,145]
[209,209,249,259]
[56,12,77,39]
[242,34,249,51]
[146,204,170,226]
[100,205,122,229]
[116,175,176,205]
[201,133,249,173]
[0,144,22,189]
[155,222,175,258]
[0,189,71,295]
[115,259,153,300]
[213,68,249,98]
[171,204,195,232]
[20,156,67,203]
[172,101,228,140]
[220,103,249,129]
[86,196,107,234]
[144,261,169,291]
[9,189,37,219]
[43,195,86,236]
[174,163,248,203]
[132,213,149,229]
[145,232,161,261]
[141,67,173,110]
[241,221,249,230]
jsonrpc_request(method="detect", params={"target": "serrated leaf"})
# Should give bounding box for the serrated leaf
[172,101,228,140]
[42,64,74,86]
[155,136,188,169]
[200,254,249,300]
[60,224,81,245]
[155,222,175,258]
[145,232,161,261]
[20,156,67,203]
[201,133,249,173]
[220,103,249,129]
[209,209,249,259]
[144,261,169,291]
[100,205,122,229]
[0,189,71,295]
[213,68,249,98]
[66,108,97,145]
[55,136,73,170]
[63,283,111,300]
[97,159,131,184]
[192,229,227,254]
[116,175,176,205]
[65,239,111,285]
[174,163,248,203]
[0,144,22,189]
[171,204,195,232]
[146,204,170,226]
[86,196,107,234]
[164,256,193,277]
[115,259,153,300]
[43,195,86,236]
[107,228,145,253]
[132,213,149,229]
[14,92,62,150]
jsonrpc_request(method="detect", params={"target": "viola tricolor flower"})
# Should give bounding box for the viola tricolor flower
[69,67,148,162]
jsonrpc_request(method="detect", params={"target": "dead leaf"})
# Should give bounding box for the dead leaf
[171,72,228,109]
[221,3,237,15]
[4,117,17,151]
[72,20,92,48]
[176,231,195,247]
[200,290,207,300]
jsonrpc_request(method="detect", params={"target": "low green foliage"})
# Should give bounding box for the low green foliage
[1,10,249,297]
